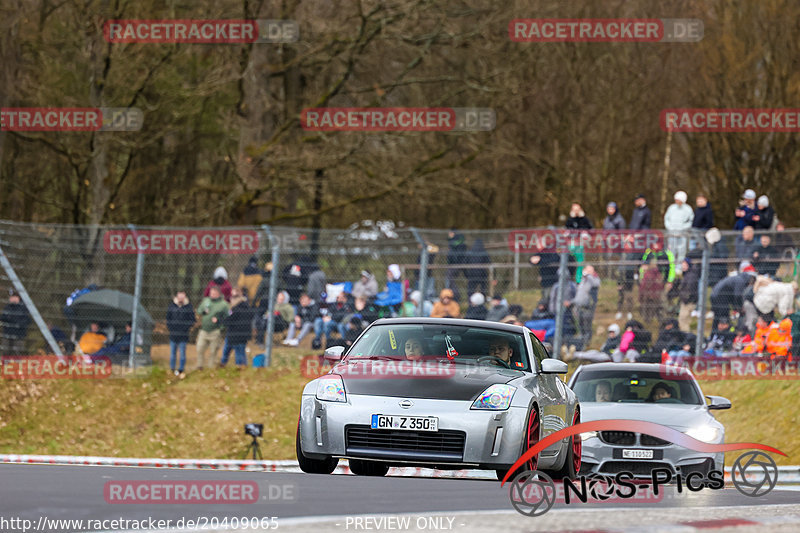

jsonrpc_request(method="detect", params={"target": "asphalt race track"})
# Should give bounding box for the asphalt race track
[2,464,800,532]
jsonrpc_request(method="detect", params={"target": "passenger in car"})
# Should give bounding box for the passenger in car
[647,382,674,402]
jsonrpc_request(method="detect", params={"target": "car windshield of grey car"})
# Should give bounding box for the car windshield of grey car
[572,369,703,405]
[346,324,531,371]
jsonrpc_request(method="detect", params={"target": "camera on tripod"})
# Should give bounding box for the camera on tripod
[243,423,264,460]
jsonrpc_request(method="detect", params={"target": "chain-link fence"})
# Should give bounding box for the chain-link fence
[1,221,799,370]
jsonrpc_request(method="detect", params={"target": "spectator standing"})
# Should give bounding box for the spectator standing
[204,266,232,302]
[548,278,578,316]
[196,286,229,370]
[237,256,263,302]
[630,194,652,230]
[709,268,756,330]
[221,289,253,368]
[464,292,488,320]
[0,292,30,355]
[735,226,758,260]
[352,270,378,300]
[602,202,626,229]
[166,291,194,376]
[567,264,600,349]
[431,288,461,318]
[446,229,468,300]
[565,203,593,229]
[465,239,490,296]
[639,257,665,323]
[734,189,758,230]
[663,190,694,263]
[529,251,560,301]
[692,194,714,230]
[283,293,318,347]
[752,234,780,278]
[754,195,776,230]
[676,258,699,332]
[485,295,510,322]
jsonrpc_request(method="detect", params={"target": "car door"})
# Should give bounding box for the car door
[528,332,568,453]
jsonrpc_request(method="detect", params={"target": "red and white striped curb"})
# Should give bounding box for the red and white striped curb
[0,454,492,478]
[1,454,798,483]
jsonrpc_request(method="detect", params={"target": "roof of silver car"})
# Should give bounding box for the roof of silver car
[373,317,525,333]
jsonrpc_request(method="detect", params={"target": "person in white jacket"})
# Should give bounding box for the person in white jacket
[753,276,797,317]
[663,190,694,263]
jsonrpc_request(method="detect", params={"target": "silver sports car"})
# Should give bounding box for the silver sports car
[568,362,731,478]
[296,317,581,480]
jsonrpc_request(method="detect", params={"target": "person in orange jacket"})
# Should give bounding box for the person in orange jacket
[766,318,793,360]
[431,288,461,318]
[742,316,771,355]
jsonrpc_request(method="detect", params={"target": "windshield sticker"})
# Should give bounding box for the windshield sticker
[445,334,459,359]
[389,330,397,350]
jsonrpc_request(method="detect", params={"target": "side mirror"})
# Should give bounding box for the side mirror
[706,395,731,410]
[540,358,568,374]
[323,345,345,361]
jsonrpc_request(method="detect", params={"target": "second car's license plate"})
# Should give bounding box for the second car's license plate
[371,414,438,431]
[622,449,654,459]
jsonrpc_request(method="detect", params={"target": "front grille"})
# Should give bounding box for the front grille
[600,431,636,445]
[601,461,675,477]
[345,425,466,461]
[640,434,670,446]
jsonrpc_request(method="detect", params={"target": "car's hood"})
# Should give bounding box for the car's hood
[580,402,713,431]
[335,359,523,401]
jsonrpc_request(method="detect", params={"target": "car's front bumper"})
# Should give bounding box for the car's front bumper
[299,393,534,467]
[580,436,724,478]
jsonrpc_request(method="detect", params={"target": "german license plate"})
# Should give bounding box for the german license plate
[622,449,654,459]
[371,414,438,432]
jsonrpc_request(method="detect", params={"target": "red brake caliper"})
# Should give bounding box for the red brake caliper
[572,409,582,474]
[526,409,540,471]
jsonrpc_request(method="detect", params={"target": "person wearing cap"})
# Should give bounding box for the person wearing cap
[734,189,758,230]
[754,195,776,230]
[664,190,694,263]
[630,194,652,230]
[464,292,488,320]
[0,292,31,356]
[602,202,626,230]
[431,288,461,318]
[351,270,378,300]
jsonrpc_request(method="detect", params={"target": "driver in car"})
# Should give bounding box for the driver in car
[594,380,612,402]
[648,382,674,402]
[404,337,424,361]
[487,338,513,366]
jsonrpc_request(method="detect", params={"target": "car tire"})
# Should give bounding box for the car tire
[548,408,581,481]
[496,405,541,482]
[348,459,390,477]
[296,427,339,474]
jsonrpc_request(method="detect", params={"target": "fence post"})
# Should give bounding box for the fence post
[695,241,711,357]
[513,242,520,290]
[0,242,63,357]
[552,251,569,360]
[262,225,280,367]
[410,228,428,316]
[128,224,144,368]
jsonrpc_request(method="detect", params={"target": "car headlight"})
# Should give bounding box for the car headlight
[471,384,516,410]
[316,375,346,403]
[581,431,598,441]
[685,425,720,443]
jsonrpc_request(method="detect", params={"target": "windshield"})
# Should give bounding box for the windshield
[347,324,530,371]
[571,369,703,405]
